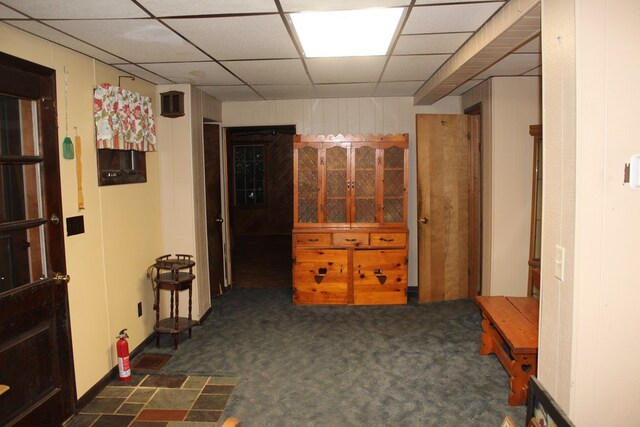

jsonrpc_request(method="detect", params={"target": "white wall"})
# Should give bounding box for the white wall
[222,96,462,288]
[462,76,541,296]
[540,0,640,424]
[156,85,222,320]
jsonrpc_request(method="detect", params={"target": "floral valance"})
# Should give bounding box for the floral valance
[93,83,156,151]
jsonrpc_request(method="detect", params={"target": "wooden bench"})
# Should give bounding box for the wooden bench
[475,296,539,406]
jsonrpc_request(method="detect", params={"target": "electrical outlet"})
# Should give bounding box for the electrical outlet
[137,302,142,317]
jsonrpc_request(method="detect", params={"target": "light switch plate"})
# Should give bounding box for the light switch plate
[554,244,565,282]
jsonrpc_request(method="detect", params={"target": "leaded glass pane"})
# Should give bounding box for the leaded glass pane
[383,198,403,223]
[355,198,376,223]
[233,144,265,206]
[297,146,319,223]
[384,146,404,168]
[326,199,346,223]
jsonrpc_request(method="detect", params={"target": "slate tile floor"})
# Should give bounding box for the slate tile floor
[66,374,238,427]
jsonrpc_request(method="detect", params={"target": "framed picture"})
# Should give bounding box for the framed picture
[526,376,575,427]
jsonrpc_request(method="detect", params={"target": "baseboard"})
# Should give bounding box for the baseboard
[407,286,418,298]
[76,331,157,411]
[197,305,213,325]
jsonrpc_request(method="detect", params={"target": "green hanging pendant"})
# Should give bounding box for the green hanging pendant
[62,136,74,159]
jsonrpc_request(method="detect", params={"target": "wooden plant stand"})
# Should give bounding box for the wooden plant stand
[475,296,539,406]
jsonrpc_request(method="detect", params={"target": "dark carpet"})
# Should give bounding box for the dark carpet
[146,288,526,426]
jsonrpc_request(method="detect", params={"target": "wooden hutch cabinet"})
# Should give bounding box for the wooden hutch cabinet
[292,133,409,305]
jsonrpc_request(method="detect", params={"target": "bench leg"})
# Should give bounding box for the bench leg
[508,354,537,406]
[479,315,494,355]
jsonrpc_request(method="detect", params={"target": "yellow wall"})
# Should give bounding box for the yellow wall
[0,23,162,397]
[155,84,222,320]
[541,0,640,424]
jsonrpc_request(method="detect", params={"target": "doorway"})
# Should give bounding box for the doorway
[416,114,481,303]
[225,125,295,288]
[0,52,76,425]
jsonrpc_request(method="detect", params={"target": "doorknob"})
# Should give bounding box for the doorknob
[215,218,224,223]
[420,217,430,224]
[0,384,9,397]
[54,272,71,283]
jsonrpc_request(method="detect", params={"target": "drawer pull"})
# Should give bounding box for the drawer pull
[379,237,394,242]
[314,268,327,284]
[345,238,357,242]
[374,269,387,285]
[308,238,319,242]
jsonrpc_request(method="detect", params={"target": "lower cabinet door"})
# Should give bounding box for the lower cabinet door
[293,249,348,304]
[353,249,407,305]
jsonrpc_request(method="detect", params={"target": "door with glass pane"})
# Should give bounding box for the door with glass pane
[323,143,349,225]
[0,52,75,425]
[380,144,408,225]
[351,144,377,226]
[294,142,321,225]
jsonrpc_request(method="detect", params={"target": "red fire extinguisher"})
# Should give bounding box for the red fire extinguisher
[116,329,131,382]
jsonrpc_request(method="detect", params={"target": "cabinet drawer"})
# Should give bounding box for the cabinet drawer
[370,233,406,247]
[294,233,331,246]
[332,233,369,247]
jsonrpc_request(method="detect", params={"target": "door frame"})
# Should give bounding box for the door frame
[464,103,483,297]
[203,122,229,296]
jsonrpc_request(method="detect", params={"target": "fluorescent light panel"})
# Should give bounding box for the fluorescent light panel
[290,8,403,58]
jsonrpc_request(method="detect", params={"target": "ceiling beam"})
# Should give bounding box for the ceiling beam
[413,0,541,105]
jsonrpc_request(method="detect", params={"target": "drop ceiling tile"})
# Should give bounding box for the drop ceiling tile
[315,83,376,98]
[416,0,500,3]
[198,85,263,101]
[143,62,242,85]
[112,64,173,85]
[0,5,27,18]
[5,20,125,64]
[516,36,541,53]
[222,59,309,85]
[382,55,449,81]
[281,0,409,12]
[165,15,298,60]
[474,53,541,80]
[449,79,483,96]
[137,0,277,16]
[2,0,148,19]
[403,3,503,34]
[253,84,317,99]
[45,19,208,63]
[373,81,423,97]
[523,66,542,76]
[306,57,386,84]
[393,33,472,55]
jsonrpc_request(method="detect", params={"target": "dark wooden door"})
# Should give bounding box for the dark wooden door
[0,52,76,425]
[416,114,471,303]
[204,123,226,297]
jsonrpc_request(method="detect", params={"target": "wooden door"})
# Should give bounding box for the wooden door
[204,123,225,297]
[0,52,75,425]
[417,114,471,303]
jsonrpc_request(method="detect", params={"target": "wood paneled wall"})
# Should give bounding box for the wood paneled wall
[226,126,294,236]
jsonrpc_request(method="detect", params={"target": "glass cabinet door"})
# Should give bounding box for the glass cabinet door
[324,145,348,223]
[353,145,376,224]
[296,145,319,224]
[381,146,406,224]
